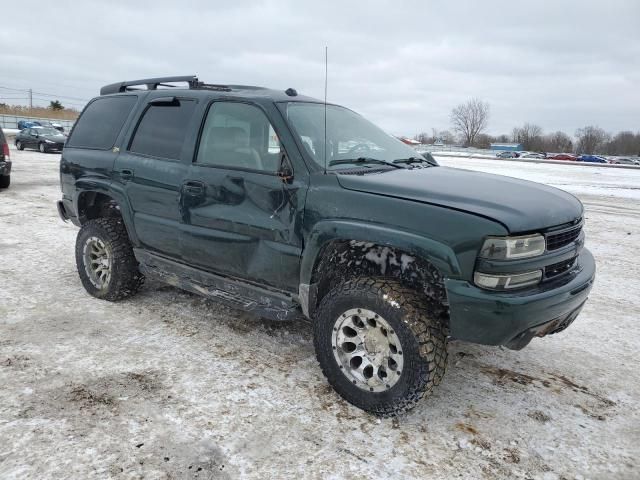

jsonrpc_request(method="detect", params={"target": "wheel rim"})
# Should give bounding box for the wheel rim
[39,144,44,152]
[332,308,404,392]
[83,236,111,289]
[16,141,21,149]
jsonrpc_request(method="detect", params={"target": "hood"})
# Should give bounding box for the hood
[42,133,66,142]
[336,166,583,233]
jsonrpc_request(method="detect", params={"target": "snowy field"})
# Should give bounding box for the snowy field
[1,148,639,480]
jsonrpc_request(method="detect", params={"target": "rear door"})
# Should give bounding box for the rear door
[180,100,307,292]
[113,96,199,259]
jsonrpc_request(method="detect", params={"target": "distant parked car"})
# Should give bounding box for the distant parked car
[519,152,546,159]
[609,157,639,165]
[37,120,65,133]
[549,153,578,161]
[0,127,11,188]
[496,151,519,158]
[14,127,66,153]
[578,155,607,163]
[17,120,41,130]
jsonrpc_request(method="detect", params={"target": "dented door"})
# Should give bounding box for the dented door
[180,101,306,293]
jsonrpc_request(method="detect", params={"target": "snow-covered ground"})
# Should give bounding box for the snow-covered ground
[1,149,638,479]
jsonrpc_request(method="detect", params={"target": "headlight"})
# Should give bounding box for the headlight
[45,139,55,144]
[479,234,545,260]
[474,270,542,290]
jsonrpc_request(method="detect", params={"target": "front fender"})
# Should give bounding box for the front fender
[299,220,462,286]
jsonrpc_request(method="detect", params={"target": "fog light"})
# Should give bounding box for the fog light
[474,270,542,290]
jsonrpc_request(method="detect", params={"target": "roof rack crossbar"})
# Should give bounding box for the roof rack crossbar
[100,75,200,95]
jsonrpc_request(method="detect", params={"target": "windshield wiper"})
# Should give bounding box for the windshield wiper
[392,156,437,167]
[329,157,404,169]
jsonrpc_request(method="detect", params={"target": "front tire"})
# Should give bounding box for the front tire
[15,141,24,150]
[75,218,144,301]
[313,277,448,417]
[39,143,47,153]
[0,175,9,188]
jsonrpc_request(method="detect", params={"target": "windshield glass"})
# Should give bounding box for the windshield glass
[38,128,60,135]
[285,102,425,170]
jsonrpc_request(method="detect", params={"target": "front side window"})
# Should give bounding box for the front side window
[284,102,422,170]
[67,95,137,149]
[195,102,281,172]
[129,99,196,160]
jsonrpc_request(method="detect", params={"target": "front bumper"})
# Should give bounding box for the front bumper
[0,160,11,176]
[445,248,595,349]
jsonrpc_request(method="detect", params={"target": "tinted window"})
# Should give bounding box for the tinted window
[67,96,137,149]
[196,102,281,172]
[129,99,196,160]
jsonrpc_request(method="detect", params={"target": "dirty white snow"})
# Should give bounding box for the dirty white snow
[0,149,638,479]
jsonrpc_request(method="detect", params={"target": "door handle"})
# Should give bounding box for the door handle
[120,169,134,181]
[183,181,205,195]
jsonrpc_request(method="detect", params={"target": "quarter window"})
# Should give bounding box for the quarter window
[196,102,281,172]
[129,99,196,160]
[67,96,137,149]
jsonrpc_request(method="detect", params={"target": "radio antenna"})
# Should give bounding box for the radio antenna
[323,46,328,175]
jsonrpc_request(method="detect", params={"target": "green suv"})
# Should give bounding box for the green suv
[58,76,595,416]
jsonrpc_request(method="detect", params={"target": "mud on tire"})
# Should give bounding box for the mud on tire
[313,277,448,417]
[75,218,144,301]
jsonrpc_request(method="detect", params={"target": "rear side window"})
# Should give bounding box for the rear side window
[67,96,137,149]
[129,99,196,160]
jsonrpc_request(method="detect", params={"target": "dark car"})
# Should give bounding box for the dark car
[57,75,595,416]
[15,127,66,153]
[578,155,607,163]
[496,151,518,158]
[549,153,578,161]
[0,127,11,188]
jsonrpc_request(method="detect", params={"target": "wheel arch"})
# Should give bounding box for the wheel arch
[74,184,139,246]
[299,220,460,321]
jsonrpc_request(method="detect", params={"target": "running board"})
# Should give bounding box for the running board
[134,249,301,321]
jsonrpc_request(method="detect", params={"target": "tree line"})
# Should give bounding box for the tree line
[414,98,640,156]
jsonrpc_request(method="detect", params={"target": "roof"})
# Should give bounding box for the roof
[99,75,321,103]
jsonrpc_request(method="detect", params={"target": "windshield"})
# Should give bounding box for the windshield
[37,128,60,135]
[285,102,426,170]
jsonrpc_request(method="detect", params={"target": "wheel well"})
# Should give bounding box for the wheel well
[310,240,449,325]
[77,192,122,224]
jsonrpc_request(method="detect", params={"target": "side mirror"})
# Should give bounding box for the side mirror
[277,153,294,183]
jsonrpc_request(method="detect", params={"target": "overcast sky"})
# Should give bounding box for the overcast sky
[1,0,638,137]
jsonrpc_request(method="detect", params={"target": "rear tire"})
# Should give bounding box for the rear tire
[75,218,144,301]
[313,277,448,417]
[0,175,9,188]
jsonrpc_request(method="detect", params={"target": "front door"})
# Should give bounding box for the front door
[181,101,307,292]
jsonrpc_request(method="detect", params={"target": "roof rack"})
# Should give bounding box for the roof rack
[99,75,233,96]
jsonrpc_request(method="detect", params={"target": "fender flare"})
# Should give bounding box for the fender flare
[298,220,462,317]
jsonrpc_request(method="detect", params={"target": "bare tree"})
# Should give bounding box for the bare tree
[575,126,609,154]
[450,98,489,146]
[605,131,640,156]
[414,132,431,144]
[543,131,573,153]
[512,123,543,150]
